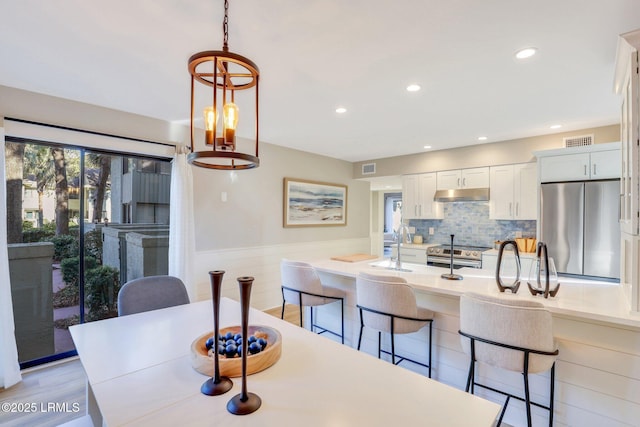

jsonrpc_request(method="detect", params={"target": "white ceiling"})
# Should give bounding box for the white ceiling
[1,1,639,164]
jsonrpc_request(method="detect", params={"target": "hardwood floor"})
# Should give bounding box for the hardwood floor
[263,303,301,327]
[0,358,86,427]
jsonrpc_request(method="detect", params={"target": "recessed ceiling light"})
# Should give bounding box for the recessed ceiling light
[515,47,537,59]
[423,145,432,149]
[335,107,347,114]
[406,84,421,92]
[478,136,488,141]
[550,124,562,129]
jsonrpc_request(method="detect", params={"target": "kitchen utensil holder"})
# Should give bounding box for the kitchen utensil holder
[227,276,262,415]
[201,270,233,396]
[495,240,521,293]
[527,242,561,298]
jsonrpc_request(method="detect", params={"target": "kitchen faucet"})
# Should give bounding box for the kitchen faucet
[395,222,412,270]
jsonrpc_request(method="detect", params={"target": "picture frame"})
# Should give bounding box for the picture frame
[283,178,348,227]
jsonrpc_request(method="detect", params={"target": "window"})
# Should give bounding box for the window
[4,137,172,367]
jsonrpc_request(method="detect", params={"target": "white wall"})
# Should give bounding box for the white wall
[0,85,372,310]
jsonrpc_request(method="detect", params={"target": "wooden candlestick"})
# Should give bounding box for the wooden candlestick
[227,276,262,415]
[200,270,233,396]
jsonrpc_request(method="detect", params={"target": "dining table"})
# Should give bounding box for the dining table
[70,297,500,426]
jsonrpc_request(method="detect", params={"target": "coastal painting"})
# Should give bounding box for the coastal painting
[283,178,347,227]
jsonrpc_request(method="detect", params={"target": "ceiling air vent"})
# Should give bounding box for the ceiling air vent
[362,163,376,175]
[563,134,593,148]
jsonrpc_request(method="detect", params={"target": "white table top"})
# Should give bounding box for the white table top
[70,298,500,426]
[310,258,640,329]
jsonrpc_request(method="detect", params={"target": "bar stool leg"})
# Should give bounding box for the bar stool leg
[310,306,314,333]
[298,292,304,329]
[390,315,396,365]
[428,321,433,378]
[523,355,533,427]
[357,308,364,350]
[280,288,286,320]
[340,299,344,344]
[549,363,556,427]
[377,331,382,359]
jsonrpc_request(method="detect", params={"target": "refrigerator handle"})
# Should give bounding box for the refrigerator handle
[619,194,623,222]
[593,163,597,176]
[584,164,587,176]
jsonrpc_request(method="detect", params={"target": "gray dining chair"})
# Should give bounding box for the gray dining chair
[118,275,190,316]
[280,259,346,343]
[459,292,559,427]
[355,272,434,377]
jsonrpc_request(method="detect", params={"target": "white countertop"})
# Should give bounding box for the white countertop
[70,298,500,426]
[310,258,640,329]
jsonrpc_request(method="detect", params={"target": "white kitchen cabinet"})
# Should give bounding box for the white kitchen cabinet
[538,144,621,183]
[402,173,442,219]
[616,38,639,236]
[436,167,489,190]
[489,163,537,220]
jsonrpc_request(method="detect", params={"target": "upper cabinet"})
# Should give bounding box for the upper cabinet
[436,167,489,190]
[402,172,443,219]
[536,142,621,183]
[489,163,537,220]
[614,29,640,236]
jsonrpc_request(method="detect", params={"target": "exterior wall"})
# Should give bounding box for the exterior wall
[7,242,55,362]
[125,232,169,280]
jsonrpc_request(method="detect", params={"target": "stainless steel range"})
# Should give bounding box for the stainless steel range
[426,245,490,269]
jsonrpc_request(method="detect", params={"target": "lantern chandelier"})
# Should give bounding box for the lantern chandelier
[187,0,260,170]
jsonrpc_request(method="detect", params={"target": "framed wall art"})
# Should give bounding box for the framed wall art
[283,178,348,227]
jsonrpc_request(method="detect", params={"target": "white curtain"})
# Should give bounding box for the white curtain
[168,144,196,301]
[0,128,22,388]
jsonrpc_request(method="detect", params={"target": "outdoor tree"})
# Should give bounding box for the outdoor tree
[89,153,111,223]
[24,144,55,227]
[51,147,69,235]
[4,142,24,243]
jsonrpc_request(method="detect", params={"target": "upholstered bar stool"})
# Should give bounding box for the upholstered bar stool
[280,259,346,344]
[355,272,434,377]
[458,292,559,427]
[118,275,190,316]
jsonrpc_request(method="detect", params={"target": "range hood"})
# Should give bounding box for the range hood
[434,188,490,202]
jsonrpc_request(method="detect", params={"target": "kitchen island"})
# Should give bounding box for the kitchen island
[303,257,639,427]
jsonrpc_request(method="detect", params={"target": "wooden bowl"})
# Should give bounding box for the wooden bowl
[190,325,282,378]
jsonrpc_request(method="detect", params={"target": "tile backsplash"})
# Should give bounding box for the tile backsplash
[409,202,536,247]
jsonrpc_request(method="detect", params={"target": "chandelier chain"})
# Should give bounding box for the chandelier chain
[223,0,229,50]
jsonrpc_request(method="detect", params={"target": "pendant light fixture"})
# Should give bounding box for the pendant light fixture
[188,0,260,170]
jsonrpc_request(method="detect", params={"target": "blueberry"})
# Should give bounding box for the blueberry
[217,344,226,355]
[236,344,242,356]
[205,337,215,350]
[248,335,258,343]
[248,342,261,355]
[224,332,234,340]
[225,343,237,358]
[225,339,236,347]
[236,338,243,346]
[234,333,242,341]
[257,338,267,350]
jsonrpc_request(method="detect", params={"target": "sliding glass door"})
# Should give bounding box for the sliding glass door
[4,138,171,367]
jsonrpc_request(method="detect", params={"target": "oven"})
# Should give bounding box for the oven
[426,245,489,269]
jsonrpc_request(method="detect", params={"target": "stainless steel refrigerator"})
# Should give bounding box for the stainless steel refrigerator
[540,180,620,279]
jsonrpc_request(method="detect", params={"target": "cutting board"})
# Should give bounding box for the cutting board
[330,253,378,262]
